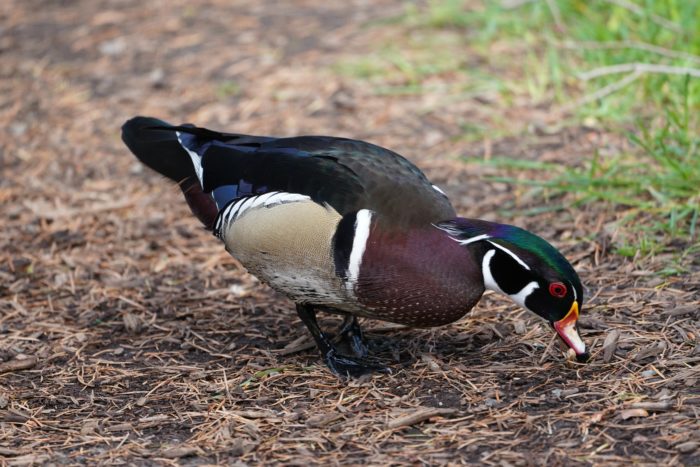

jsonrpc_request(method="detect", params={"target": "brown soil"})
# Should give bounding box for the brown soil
[1,0,698,465]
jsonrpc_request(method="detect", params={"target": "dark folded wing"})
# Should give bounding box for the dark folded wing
[172,126,455,226]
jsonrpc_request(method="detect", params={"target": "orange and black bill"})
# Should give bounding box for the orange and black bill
[552,302,590,363]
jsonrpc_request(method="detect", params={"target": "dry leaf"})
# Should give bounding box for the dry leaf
[122,312,142,334]
[620,408,649,420]
[675,441,698,454]
[626,400,673,411]
[602,329,620,362]
[158,446,203,458]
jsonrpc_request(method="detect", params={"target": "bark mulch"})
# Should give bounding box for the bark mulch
[1,0,698,465]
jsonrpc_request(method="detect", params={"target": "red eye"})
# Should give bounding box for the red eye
[549,282,567,298]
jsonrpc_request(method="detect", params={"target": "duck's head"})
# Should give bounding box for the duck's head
[436,218,589,363]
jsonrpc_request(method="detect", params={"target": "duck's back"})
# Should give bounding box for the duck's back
[122,117,459,311]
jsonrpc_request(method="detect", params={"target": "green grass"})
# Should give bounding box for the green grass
[471,76,699,260]
[402,0,700,118]
[216,80,241,98]
[456,1,700,260]
[337,0,699,264]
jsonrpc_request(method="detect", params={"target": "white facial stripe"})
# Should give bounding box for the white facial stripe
[432,223,460,236]
[176,132,204,187]
[433,223,491,246]
[487,240,530,270]
[347,209,373,287]
[571,282,577,301]
[457,234,490,246]
[482,248,539,308]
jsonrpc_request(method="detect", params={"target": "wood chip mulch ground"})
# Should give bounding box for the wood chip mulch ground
[1,0,698,465]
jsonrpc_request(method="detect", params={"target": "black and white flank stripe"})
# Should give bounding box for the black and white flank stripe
[213,192,311,239]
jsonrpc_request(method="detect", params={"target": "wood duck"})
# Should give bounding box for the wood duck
[122,116,590,376]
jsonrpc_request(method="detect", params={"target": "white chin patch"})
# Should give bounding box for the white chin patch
[481,249,539,308]
[509,281,539,308]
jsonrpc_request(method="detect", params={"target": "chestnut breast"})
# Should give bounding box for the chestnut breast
[355,226,484,326]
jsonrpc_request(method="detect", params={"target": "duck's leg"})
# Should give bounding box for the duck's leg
[336,315,369,358]
[295,304,388,377]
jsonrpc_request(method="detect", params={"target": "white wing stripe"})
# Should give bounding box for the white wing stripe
[175,132,204,187]
[432,184,447,196]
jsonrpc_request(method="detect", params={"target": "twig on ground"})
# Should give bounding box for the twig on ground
[387,408,458,429]
[501,0,538,8]
[559,40,700,65]
[0,356,37,374]
[539,334,559,364]
[578,63,700,81]
[274,335,316,356]
[570,71,641,109]
[602,0,682,33]
[545,0,564,30]
[626,400,674,412]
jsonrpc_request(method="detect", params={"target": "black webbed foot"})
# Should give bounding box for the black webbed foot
[336,315,369,358]
[296,304,389,378]
[324,349,391,378]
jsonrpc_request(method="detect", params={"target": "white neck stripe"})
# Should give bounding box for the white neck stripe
[482,249,500,293]
[347,209,373,288]
[487,240,530,270]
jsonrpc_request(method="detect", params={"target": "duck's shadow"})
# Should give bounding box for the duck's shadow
[306,317,512,370]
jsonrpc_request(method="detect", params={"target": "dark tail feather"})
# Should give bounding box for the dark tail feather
[121,116,195,183]
[121,116,218,229]
[147,124,235,142]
